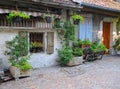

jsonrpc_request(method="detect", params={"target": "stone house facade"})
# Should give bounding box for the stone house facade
[0,0,120,68]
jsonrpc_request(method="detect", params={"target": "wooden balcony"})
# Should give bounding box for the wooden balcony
[0,16,53,30]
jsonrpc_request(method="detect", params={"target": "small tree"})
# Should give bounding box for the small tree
[4,34,29,67]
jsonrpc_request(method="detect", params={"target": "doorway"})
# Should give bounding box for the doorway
[102,22,110,50]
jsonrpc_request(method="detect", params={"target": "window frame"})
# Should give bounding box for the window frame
[29,32,45,53]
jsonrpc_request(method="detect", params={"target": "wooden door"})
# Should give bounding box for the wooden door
[102,22,110,49]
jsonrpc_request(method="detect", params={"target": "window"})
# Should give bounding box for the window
[29,32,54,54]
[29,32,44,53]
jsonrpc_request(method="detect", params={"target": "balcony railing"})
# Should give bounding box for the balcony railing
[0,16,53,29]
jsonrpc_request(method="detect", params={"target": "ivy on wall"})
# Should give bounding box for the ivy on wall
[54,19,76,47]
[115,16,120,35]
[116,16,120,35]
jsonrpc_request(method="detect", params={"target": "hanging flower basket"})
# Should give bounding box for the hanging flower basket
[43,14,53,23]
[73,19,80,25]
[12,16,22,23]
[7,11,30,23]
[72,14,84,25]
[45,16,52,23]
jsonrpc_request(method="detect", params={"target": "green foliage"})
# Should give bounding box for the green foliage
[81,39,92,45]
[90,42,107,53]
[54,18,63,29]
[116,16,120,35]
[7,11,30,22]
[19,55,32,71]
[113,37,120,51]
[5,35,28,60]
[58,47,74,66]
[43,14,53,18]
[72,14,84,22]
[73,40,80,47]
[90,42,99,52]
[4,34,32,71]
[73,47,83,56]
[63,21,76,45]
[11,60,20,68]
[31,42,43,48]
[78,39,83,45]
[98,44,107,51]
[55,20,76,46]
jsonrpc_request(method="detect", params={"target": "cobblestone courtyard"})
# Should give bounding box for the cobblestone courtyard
[0,55,120,89]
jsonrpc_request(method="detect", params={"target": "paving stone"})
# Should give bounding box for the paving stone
[0,55,120,89]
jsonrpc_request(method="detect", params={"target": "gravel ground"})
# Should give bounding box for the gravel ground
[0,55,120,89]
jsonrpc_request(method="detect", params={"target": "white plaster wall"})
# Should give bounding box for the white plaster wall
[0,31,18,69]
[28,9,66,68]
[0,30,62,69]
[29,31,62,68]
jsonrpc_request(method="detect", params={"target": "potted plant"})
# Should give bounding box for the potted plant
[113,37,120,55]
[43,14,53,23]
[67,47,84,66]
[10,55,32,79]
[4,34,32,79]
[90,42,106,53]
[58,47,74,66]
[7,11,30,23]
[80,39,92,48]
[31,42,43,48]
[72,14,84,25]
[30,42,43,53]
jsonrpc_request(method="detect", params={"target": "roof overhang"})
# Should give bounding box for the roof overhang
[31,0,83,11]
[72,0,120,17]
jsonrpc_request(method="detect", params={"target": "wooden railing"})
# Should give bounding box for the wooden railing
[0,17,53,29]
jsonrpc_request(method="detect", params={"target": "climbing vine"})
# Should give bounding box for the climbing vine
[115,16,120,35]
[116,16,120,34]
[54,19,76,47]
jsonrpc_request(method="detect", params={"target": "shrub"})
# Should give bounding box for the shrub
[113,37,120,51]
[58,47,74,66]
[4,34,32,71]
[73,47,83,56]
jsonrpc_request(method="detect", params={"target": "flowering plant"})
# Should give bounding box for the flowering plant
[7,11,30,22]
[31,42,43,48]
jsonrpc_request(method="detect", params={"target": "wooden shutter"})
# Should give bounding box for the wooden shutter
[19,31,28,55]
[47,32,54,54]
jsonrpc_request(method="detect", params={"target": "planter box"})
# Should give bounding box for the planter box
[67,56,83,66]
[117,51,120,55]
[73,19,80,25]
[81,44,90,48]
[10,66,31,79]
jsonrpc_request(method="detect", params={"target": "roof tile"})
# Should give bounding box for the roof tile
[73,0,120,11]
